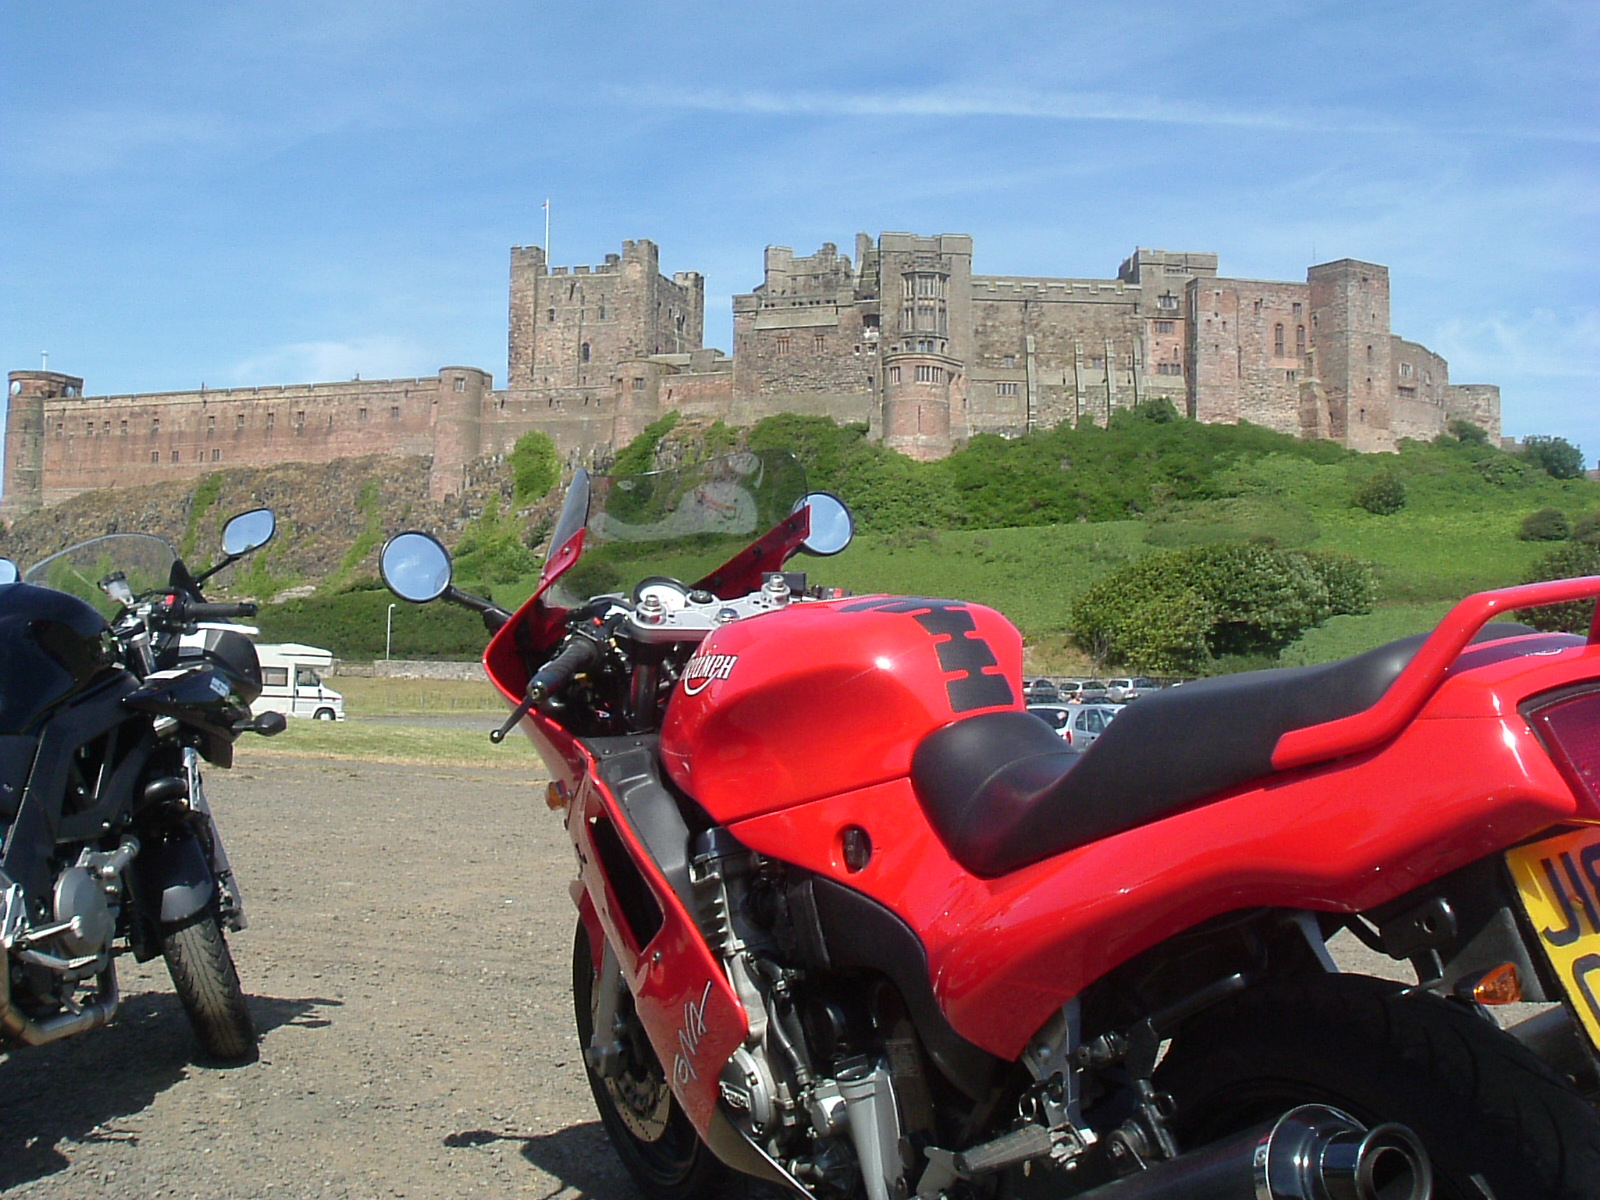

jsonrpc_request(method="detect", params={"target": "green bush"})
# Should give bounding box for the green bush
[1520,435,1587,480]
[1354,471,1407,515]
[508,430,560,506]
[1515,542,1600,633]
[611,412,681,476]
[1478,455,1528,487]
[1068,542,1375,670]
[1572,512,1600,544]
[453,496,536,585]
[1518,508,1571,542]
[1446,419,1491,445]
[257,589,490,659]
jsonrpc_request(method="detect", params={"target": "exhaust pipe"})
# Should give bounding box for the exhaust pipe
[0,958,120,1047]
[1072,1105,1431,1200]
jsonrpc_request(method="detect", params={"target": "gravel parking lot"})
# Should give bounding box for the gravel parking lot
[0,753,638,1200]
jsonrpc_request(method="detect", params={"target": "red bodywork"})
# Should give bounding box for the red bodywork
[484,560,1600,1128]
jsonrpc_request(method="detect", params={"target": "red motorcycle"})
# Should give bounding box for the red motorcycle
[380,451,1600,1200]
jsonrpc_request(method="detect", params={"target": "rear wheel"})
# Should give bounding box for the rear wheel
[572,920,733,1200]
[160,909,256,1061]
[1155,972,1600,1200]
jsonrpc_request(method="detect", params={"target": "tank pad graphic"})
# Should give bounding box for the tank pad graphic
[840,598,1015,712]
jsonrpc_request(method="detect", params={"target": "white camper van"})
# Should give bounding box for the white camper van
[254,643,345,721]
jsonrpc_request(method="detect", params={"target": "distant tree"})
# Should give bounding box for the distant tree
[1353,470,1407,516]
[1445,418,1490,445]
[1520,435,1586,480]
[1518,508,1571,542]
[1516,542,1600,632]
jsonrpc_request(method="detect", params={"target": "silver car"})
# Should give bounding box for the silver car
[1028,703,1121,750]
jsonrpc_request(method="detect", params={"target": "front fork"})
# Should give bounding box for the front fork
[182,747,247,931]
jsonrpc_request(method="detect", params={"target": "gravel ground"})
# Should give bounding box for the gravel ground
[0,753,638,1200]
[0,750,1567,1198]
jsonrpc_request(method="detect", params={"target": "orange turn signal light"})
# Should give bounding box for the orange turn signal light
[546,781,569,811]
[1455,962,1523,1006]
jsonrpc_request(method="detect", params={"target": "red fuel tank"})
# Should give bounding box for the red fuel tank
[659,595,1023,823]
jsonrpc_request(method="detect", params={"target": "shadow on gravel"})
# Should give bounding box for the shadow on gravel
[446,1122,636,1198]
[0,990,339,1192]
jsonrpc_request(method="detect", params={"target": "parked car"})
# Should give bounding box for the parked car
[1023,678,1061,703]
[1076,679,1110,703]
[1106,676,1157,703]
[1027,704,1073,740]
[1064,702,1121,748]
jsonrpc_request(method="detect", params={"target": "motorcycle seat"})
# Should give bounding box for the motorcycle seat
[913,623,1558,878]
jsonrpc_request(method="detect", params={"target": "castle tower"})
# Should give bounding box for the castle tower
[428,366,492,501]
[1308,260,1394,452]
[4,370,83,518]
[881,350,966,460]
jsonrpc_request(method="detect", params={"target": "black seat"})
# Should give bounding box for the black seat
[913,624,1564,878]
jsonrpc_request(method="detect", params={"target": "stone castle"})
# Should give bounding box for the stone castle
[3,233,1500,516]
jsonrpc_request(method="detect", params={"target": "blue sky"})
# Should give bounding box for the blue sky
[3,1,1596,464]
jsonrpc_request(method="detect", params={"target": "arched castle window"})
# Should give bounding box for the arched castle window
[581,343,591,363]
[1296,326,1306,356]
[1274,324,1285,356]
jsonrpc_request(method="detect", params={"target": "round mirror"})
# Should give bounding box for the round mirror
[221,508,277,557]
[796,492,854,557]
[0,559,17,585]
[381,531,453,603]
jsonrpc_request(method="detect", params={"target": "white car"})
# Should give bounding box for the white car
[1028,703,1121,750]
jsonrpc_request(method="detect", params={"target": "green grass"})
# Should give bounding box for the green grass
[333,676,502,715]
[240,718,541,768]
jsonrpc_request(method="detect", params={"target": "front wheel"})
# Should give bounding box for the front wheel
[313,708,336,721]
[1155,972,1600,1200]
[572,920,733,1200]
[160,909,256,1061]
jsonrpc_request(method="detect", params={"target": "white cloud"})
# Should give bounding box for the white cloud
[227,336,433,386]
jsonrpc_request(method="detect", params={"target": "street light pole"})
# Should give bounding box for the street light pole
[386,603,396,661]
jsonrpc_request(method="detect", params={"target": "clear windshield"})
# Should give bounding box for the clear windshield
[21,533,177,620]
[548,449,807,607]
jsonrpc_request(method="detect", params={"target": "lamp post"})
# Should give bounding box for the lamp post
[386,603,396,661]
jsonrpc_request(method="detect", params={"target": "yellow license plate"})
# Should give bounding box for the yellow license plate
[1506,826,1600,1052]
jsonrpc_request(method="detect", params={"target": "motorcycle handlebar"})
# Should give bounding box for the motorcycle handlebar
[527,636,602,703]
[182,600,259,621]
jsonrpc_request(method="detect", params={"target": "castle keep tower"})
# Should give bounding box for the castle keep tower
[1308,259,1393,452]
[4,370,82,517]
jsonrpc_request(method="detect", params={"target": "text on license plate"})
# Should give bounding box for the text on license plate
[1506,826,1600,1053]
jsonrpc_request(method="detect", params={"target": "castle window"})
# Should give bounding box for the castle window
[776,336,791,355]
[56,422,63,435]
[151,451,160,463]
[1089,356,1105,369]
[1003,355,1017,369]
[357,408,367,423]
[632,377,646,391]
[236,412,245,429]
[211,448,221,461]
[915,365,943,383]
[171,450,180,463]
[1157,362,1184,376]
[86,421,94,436]
[1159,294,1179,310]
[1367,344,1374,361]
[598,305,606,320]
[151,418,160,435]
[1296,326,1306,355]
[1286,369,1298,383]
[889,366,901,383]
[1154,321,1175,334]
[814,333,825,351]
[266,412,275,430]
[1293,302,1303,319]
[295,410,306,432]
[996,381,1019,396]
[207,415,215,437]
[453,376,466,392]
[1399,362,1414,378]
[548,309,555,322]
[1274,324,1285,356]
[390,405,400,420]
[119,420,127,436]
[580,343,591,363]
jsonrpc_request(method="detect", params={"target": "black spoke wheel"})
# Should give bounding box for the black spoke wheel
[572,920,734,1200]
[159,909,256,1062]
[1155,972,1600,1200]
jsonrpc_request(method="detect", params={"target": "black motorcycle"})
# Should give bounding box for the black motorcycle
[0,509,286,1060]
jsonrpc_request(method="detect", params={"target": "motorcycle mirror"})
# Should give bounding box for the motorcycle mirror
[381,531,454,603]
[221,509,276,557]
[795,492,854,557]
[0,558,16,585]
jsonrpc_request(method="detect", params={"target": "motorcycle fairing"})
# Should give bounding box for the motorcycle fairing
[0,736,39,824]
[567,739,749,1135]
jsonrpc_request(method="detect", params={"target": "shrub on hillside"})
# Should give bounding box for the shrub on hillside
[1519,508,1572,541]
[1521,435,1587,480]
[1069,543,1375,671]
[1445,419,1491,445]
[1572,513,1600,544]
[453,496,536,585]
[1515,542,1600,633]
[1354,471,1407,515]
[509,430,560,506]
[1478,455,1529,487]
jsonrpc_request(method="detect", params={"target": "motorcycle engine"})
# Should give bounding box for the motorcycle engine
[53,866,115,959]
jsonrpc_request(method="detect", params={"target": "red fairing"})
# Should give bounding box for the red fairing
[660,596,1024,822]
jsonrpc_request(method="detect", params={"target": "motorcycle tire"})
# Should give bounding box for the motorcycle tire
[159,909,257,1062]
[572,920,739,1200]
[1154,971,1600,1200]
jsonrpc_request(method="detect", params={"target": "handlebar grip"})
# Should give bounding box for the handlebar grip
[527,636,601,702]
[184,601,259,620]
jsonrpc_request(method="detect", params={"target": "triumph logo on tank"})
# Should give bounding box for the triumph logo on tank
[680,651,739,696]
